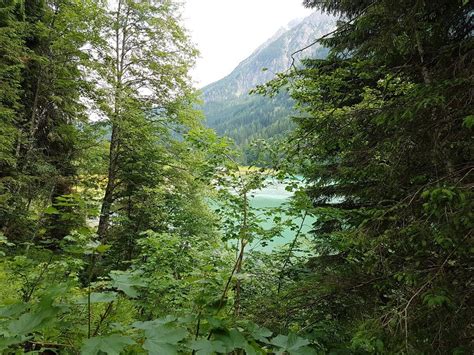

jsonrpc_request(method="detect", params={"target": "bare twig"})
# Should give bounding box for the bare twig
[93,301,114,337]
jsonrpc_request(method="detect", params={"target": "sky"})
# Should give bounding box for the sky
[182,0,313,87]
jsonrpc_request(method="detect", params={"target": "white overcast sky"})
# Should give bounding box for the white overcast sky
[182,0,312,87]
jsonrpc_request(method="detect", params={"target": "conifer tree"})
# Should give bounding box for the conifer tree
[0,0,101,242]
[259,0,473,352]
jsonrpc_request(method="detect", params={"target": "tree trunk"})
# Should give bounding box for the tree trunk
[97,124,119,240]
[235,190,248,317]
[97,0,124,241]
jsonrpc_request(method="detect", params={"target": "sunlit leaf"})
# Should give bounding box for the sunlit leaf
[44,206,60,214]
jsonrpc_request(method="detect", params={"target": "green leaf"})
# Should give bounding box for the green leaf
[44,206,60,214]
[6,285,68,336]
[423,293,450,308]
[270,333,314,355]
[0,303,28,318]
[96,244,111,254]
[110,270,146,298]
[144,342,178,355]
[463,115,474,129]
[215,329,248,352]
[7,305,60,336]
[75,292,117,304]
[8,312,45,335]
[141,324,188,355]
[375,339,384,352]
[84,240,101,254]
[0,336,26,351]
[246,323,272,342]
[189,339,226,355]
[0,233,14,247]
[81,334,135,355]
[132,315,177,329]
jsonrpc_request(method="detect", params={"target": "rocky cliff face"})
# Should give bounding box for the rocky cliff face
[202,11,335,103]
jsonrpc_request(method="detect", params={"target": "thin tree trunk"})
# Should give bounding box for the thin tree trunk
[412,3,431,85]
[28,75,41,150]
[97,0,124,241]
[235,190,248,316]
[97,125,119,240]
[414,29,431,85]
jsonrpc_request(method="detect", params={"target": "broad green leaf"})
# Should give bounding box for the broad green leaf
[6,286,67,336]
[7,305,60,336]
[75,292,117,304]
[270,333,314,354]
[143,342,178,355]
[0,336,26,351]
[0,303,28,318]
[206,316,225,329]
[246,323,272,342]
[84,241,101,254]
[81,334,134,355]
[289,346,317,355]
[141,324,188,355]
[215,329,248,352]
[132,315,177,329]
[243,341,264,355]
[189,339,226,355]
[110,270,146,298]
[8,312,45,335]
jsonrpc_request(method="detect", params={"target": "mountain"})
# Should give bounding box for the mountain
[201,11,336,162]
[203,12,335,102]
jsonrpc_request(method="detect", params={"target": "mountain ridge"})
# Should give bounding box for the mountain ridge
[202,11,335,102]
[200,11,335,162]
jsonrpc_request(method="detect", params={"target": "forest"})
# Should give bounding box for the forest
[0,0,472,354]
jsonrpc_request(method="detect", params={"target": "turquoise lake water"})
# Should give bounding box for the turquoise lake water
[245,179,315,252]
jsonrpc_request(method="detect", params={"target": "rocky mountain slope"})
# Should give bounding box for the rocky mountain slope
[201,12,335,162]
[203,12,335,103]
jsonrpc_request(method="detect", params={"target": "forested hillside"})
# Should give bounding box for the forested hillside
[0,0,472,354]
[202,12,334,163]
[203,92,293,151]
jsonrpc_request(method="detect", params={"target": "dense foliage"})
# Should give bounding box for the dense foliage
[0,0,320,353]
[0,0,472,354]
[203,92,296,166]
[256,0,473,353]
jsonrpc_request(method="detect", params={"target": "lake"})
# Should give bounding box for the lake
[246,178,315,253]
